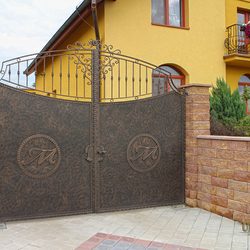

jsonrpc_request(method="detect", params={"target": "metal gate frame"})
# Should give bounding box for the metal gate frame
[0,39,186,220]
[88,40,186,213]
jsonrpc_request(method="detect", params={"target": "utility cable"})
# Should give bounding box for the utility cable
[76,0,95,30]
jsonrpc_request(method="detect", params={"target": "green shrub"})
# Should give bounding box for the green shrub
[241,85,250,103]
[209,78,246,123]
[210,78,247,136]
[210,110,244,136]
[235,116,250,136]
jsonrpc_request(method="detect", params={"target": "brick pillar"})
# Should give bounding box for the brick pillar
[179,84,212,207]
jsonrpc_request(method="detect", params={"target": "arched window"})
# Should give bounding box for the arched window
[238,74,250,114]
[152,65,185,95]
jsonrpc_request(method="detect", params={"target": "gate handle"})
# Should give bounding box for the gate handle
[97,150,107,154]
[97,145,107,155]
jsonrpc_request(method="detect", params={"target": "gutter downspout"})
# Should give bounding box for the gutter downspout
[91,0,100,43]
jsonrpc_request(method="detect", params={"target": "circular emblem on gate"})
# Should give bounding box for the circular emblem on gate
[17,134,61,179]
[127,134,161,173]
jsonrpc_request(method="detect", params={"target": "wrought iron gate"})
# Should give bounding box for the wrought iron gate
[0,40,186,221]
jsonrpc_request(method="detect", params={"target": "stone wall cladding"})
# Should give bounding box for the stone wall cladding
[197,136,250,223]
[182,84,250,224]
[180,85,211,208]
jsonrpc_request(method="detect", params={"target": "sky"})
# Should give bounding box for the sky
[0,0,85,64]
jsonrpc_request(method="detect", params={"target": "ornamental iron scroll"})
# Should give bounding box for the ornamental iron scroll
[127,134,161,173]
[67,39,121,54]
[17,134,61,179]
[0,38,184,102]
[67,41,93,86]
[67,39,122,84]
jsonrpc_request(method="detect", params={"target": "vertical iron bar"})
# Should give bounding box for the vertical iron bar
[92,48,100,212]
[35,59,37,89]
[125,61,128,97]
[103,74,106,99]
[43,58,46,91]
[60,56,62,95]
[132,62,135,97]
[158,71,161,95]
[26,61,28,87]
[76,65,78,98]
[17,61,20,87]
[83,73,86,98]
[118,59,120,98]
[139,64,141,96]
[146,67,148,94]
[8,65,11,82]
[68,55,70,96]
[111,67,113,99]
[52,56,54,93]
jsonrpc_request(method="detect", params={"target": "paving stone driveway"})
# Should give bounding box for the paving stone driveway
[0,206,249,250]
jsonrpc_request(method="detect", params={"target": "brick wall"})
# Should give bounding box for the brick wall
[197,136,250,223]
[181,84,211,208]
[182,84,250,224]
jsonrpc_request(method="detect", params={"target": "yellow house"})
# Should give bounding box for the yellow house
[25,0,226,101]
[3,0,250,103]
[225,0,250,113]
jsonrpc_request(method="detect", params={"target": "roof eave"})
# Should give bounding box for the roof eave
[39,0,92,55]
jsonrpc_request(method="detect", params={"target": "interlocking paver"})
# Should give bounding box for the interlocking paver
[0,206,249,250]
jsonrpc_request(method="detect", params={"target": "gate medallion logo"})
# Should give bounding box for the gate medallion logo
[127,134,161,173]
[17,134,61,179]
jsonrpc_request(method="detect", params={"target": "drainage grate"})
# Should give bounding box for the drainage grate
[0,222,7,229]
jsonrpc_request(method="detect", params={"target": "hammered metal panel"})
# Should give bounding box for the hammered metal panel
[0,84,92,221]
[98,92,185,211]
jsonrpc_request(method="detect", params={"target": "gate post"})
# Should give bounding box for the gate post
[92,48,100,212]
[179,84,212,207]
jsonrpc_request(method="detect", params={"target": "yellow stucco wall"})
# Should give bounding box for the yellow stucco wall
[35,3,105,101]
[104,0,226,86]
[226,0,250,27]
[35,0,250,99]
[226,65,250,89]
[225,0,250,91]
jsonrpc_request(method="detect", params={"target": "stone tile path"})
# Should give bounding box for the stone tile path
[76,232,208,250]
[0,206,249,250]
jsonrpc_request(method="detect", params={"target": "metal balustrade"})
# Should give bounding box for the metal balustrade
[225,24,250,55]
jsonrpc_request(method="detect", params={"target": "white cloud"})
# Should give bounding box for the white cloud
[0,0,84,63]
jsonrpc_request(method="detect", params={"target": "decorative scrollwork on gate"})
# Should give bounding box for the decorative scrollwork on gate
[127,134,161,173]
[67,39,96,51]
[67,39,123,84]
[67,40,93,86]
[69,54,92,85]
[17,134,61,179]
[101,44,121,54]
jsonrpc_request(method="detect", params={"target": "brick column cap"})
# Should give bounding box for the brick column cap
[197,135,250,141]
[179,84,213,89]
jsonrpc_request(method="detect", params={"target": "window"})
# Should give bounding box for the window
[237,10,250,25]
[238,74,250,114]
[237,10,250,53]
[152,65,185,95]
[151,0,185,27]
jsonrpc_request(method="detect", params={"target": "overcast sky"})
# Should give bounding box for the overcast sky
[0,0,84,64]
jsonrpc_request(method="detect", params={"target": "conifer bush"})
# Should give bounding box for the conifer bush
[210,78,246,136]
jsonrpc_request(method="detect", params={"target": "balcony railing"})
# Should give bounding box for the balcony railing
[225,24,250,55]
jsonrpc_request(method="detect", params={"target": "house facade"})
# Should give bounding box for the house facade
[3,0,250,101]
[32,0,226,100]
[225,0,250,112]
